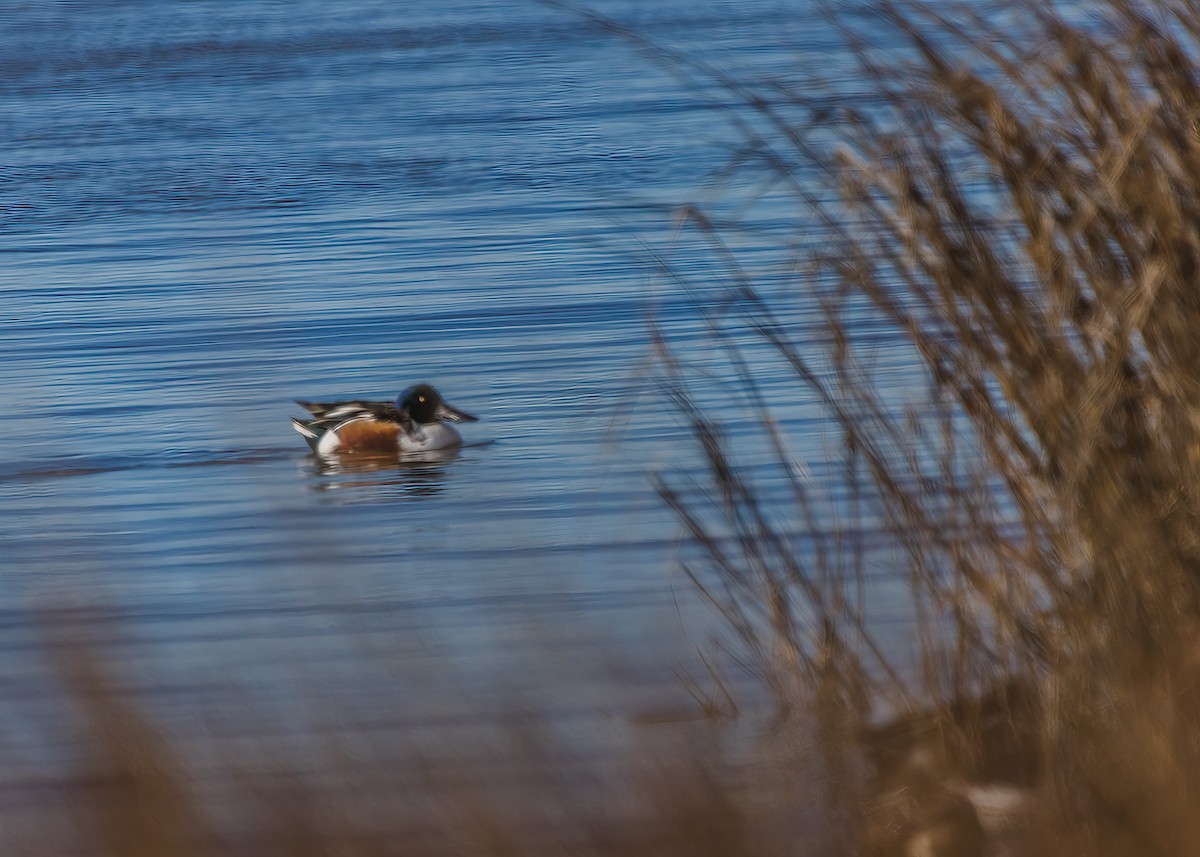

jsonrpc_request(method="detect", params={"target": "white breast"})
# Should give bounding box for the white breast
[398,422,462,453]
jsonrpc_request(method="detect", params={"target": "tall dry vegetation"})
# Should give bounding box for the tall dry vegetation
[32,2,1200,855]
[656,0,1200,853]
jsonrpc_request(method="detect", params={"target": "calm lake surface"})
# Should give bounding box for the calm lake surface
[1,0,913,833]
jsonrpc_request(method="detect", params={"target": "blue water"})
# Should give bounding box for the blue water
[0,0,918,830]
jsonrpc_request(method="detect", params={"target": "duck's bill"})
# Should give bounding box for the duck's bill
[435,401,478,423]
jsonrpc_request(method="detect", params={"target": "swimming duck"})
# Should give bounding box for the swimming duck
[291,384,478,455]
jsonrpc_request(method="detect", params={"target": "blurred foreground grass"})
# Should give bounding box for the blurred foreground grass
[656,0,1200,853]
[23,1,1200,854]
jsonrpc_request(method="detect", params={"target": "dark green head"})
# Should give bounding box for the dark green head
[396,384,478,425]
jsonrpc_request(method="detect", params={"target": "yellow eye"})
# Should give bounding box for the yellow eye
[418,395,426,403]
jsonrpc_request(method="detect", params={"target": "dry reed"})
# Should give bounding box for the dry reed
[23,1,1200,855]
[655,0,1200,853]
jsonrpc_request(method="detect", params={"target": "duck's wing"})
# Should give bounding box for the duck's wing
[295,399,391,419]
[291,402,413,453]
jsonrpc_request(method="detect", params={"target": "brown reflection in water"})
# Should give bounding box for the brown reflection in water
[305,450,461,499]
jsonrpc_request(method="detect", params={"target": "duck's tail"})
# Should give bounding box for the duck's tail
[290,417,321,452]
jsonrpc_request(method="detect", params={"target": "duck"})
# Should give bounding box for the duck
[291,383,478,456]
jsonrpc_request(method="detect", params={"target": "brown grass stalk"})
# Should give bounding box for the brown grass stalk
[653,0,1200,853]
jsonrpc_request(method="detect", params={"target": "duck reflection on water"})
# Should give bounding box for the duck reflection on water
[304,447,463,500]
